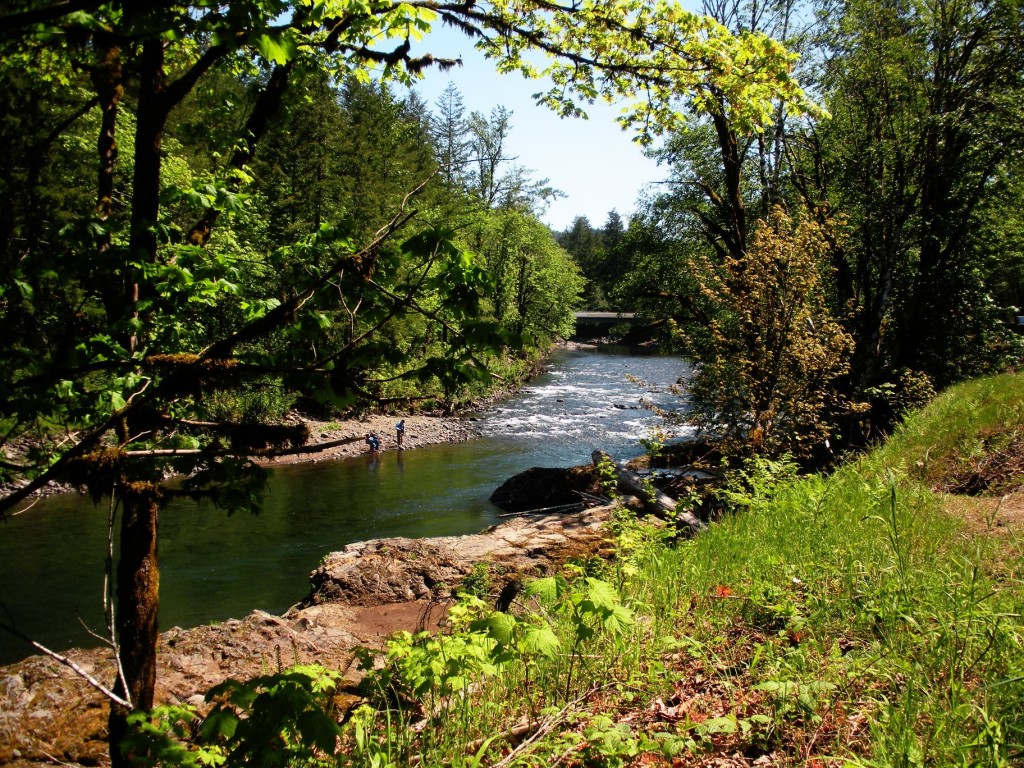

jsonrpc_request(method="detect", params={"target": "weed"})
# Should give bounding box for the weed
[456,561,492,599]
[639,428,668,461]
[582,715,640,767]
[596,453,620,499]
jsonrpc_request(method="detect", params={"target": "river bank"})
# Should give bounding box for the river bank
[0,504,613,767]
[0,412,481,503]
[262,340,611,465]
[262,412,480,466]
[0,342,573,500]
[0,349,690,664]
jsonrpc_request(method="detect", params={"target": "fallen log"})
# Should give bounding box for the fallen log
[592,451,706,535]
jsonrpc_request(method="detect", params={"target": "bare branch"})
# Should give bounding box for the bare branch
[0,614,131,709]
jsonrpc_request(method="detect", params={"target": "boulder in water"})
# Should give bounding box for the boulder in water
[489,465,598,512]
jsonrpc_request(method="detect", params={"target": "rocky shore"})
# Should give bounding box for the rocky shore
[0,505,613,767]
[0,340,566,499]
[0,412,479,501]
[261,412,480,465]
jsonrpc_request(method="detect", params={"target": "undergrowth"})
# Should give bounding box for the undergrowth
[127,374,1024,766]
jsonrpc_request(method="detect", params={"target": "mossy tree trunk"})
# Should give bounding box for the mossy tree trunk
[107,485,160,768]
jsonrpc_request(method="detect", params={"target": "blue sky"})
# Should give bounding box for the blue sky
[400,25,665,232]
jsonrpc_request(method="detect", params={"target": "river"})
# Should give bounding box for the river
[0,347,690,665]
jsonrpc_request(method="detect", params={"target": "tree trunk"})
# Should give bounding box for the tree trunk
[108,486,161,767]
[186,63,292,246]
[89,34,124,324]
[124,37,167,355]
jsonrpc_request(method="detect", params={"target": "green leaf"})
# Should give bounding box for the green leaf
[474,612,516,645]
[521,623,560,657]
[108,391,127,411]
[13,279,34,301]
[696,716,738,735]
[602,603,634,635]
[296,710,342,753]
[525,576,559,603]
[585,577,620,611]
[253,32,297,65]
[199,707,239,742]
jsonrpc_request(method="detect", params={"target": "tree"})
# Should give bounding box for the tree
[0,2,807,763]
[613,208,709,347]
[641,0,819,268]
[813,0,1024,393]
[618,0,1024,450]
[558,216,608,308]
[558,210,633,310]
[254,68,349,244]
[430,81,472,190]
[479,208,584,340]
[681,207,857,457]
[336,78,440,242]
[467,105,514,208]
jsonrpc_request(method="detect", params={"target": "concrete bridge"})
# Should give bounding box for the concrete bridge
[572,311,638,341]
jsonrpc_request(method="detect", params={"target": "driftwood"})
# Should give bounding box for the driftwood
[495,492,611,519]
[592,451,705,535]
[496,501,585,518]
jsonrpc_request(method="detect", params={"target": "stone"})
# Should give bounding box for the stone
[488,465,598,512]
[0,505,615,764]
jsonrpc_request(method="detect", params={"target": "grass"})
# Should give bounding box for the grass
[134,373,1024,767]
[878,372,1024,494]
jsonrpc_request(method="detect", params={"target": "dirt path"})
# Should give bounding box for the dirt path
[943,491,1024,581]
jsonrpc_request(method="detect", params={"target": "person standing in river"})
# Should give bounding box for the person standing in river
[395,419,406,449]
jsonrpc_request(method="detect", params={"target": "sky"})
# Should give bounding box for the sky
[400,26,665,233]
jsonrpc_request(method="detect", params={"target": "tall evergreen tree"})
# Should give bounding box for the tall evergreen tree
[255,69,348,243]
[430,81,471,190]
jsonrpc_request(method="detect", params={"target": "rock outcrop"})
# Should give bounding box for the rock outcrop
[488,465,599,512]
[0,506,613,767]
[306,505,612,605]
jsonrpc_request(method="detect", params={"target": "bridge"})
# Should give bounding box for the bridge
[572,311,639,341]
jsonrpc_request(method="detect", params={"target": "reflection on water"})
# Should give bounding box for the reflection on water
[0,348,689,664]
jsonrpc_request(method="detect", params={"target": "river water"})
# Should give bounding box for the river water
[0,348,690,665]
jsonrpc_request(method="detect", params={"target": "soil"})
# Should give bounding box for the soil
[941,491,1024,583]
[0,506,614,767]
[931,431,1024,497]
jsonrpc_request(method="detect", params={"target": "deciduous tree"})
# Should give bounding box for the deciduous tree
[681,207,857,457]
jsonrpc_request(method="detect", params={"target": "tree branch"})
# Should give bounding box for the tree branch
[0,611,132,709]
[0,0,107,35]
[200,176,431,361]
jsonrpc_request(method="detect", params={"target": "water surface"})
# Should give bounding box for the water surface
[0,348,689,664]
